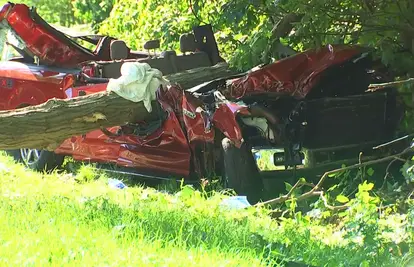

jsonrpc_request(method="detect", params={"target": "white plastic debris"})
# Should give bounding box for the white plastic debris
[106,62,168,112]
[0,162,10,173]
[220,196,251,210]
[108,178,127,189]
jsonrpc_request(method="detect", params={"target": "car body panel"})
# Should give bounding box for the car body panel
[55,84,193,177]
[0,3,148,67]
[181,92,215,144]
[4,3,97,67]
[229,45,363,99]
[0,61,69,109]
[55,111,191,177]
[212,102,249,147]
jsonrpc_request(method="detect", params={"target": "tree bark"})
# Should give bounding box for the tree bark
[262,13,303,63]
[0,63,235,150]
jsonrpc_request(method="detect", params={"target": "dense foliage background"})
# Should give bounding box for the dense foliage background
[103,1,414,75]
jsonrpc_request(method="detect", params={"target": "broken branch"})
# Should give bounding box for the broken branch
[367,77,414,92]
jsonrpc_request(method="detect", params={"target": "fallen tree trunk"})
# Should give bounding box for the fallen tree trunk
[166,63,236,89]
[0,63,235,150]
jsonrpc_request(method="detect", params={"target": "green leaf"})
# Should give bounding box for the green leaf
[366,168,375,177]
[295,211,302,221]
[358,181,374,192]
[289,199,297,211]
[322,211,331,218]
[299,177,307,183]
[336,195,350,203]
[338,211,347,217]
[327,184,339,192]
[179,185,195,199]
[285,182,293,192]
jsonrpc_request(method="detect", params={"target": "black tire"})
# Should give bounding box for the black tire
[221,137,263,204]
[6,149,64,172]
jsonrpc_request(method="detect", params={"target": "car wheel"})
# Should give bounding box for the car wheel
[6,149,64,172]
[221,137,263,204]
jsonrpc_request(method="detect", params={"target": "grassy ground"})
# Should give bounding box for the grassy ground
[0,154,269,266]
[0,152,413,266]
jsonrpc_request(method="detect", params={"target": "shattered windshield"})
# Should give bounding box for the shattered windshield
[50,24,98,51]
[0,23,30,61]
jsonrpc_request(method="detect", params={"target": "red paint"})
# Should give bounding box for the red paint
[0,3,148,67]
[56,112,191,177]
[181,92,215,144]
[116,110,191,176]
[229,45,362,99]
[0,61,68,109]
[4,4,97,67]
[55,88,192,176]
[56,130,121,164]
[0,61,243,177]
[81,65,96,78]
[212,102,249,147]
[71,83,108,97]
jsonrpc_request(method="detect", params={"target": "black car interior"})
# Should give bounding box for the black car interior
[92,33,214,79]
[85,24,223,80]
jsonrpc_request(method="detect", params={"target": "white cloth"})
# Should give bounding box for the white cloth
[106,62,168,112]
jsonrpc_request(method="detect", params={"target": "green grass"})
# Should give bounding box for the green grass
[0,152,414,266]
[0,154,269,267]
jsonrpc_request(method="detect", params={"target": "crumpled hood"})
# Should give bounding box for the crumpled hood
[228,44,365,99]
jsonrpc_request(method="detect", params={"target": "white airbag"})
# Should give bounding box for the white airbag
[106,62,168,112]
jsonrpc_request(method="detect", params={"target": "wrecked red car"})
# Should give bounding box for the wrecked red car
[0,3,404,202]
